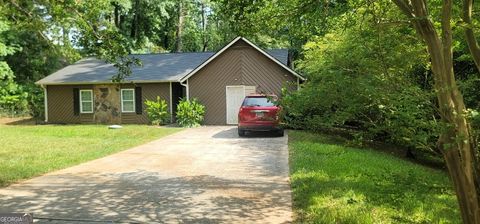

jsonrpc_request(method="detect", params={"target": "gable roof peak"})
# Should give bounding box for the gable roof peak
[179,36,305,82]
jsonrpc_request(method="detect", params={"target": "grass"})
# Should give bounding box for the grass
[0,124,182,187]
[288,130,461,223]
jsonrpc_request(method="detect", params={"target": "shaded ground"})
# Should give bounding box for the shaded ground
[0,126,291,223]
[288,130,460,223]
[0,116,36,125]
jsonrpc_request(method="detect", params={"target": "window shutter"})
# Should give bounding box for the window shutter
[73,88,80,116]
[135,87,142,115]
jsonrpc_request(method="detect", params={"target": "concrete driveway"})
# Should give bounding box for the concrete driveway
[0,126,291,223]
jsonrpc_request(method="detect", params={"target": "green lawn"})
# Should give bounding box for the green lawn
[0,124,182,187]
[288,130,460,223]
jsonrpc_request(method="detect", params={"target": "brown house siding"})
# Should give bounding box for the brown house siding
[47,85,94,123]
[47,83,170,124]
[120,83,171,124]
[188,40,297,125]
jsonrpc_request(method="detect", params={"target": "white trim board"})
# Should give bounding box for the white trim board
[42,85,48,122]
[180,80,189,100]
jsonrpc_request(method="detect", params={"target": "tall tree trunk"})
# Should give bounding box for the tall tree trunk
[113,2,120,28]
[393,0,480,223]
[175,0,184,52]
[62,26,70,47]
[163,33,169,50]
[463,0,480,73]
[119,15,125,28]
[163,17,172,49]
[201,1,208,52]
[130,0,139,39]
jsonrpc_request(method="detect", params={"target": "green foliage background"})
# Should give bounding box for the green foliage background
[0,19,27,115]
[280,0,479,156]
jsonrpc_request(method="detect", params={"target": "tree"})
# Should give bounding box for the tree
[2,0,140,82]
[392,0,480,222]
[175,0,184,52]
[289,2,437,152]
[257,0,349,54]
[0,18,27,115]
[213,0,265,40]
[200,0,208,51]
[463,0,480,73]
[210,0,350,56]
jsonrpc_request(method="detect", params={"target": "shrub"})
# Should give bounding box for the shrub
[25,84,44,119]
[281,78,439,152]
[0,62,28,116]
[280,23,441,153]
[176,98,205,127]
[144,96,170,125]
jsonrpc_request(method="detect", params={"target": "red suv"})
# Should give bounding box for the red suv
[237,94,284,137]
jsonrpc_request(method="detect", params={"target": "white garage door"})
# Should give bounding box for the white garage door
[226,86,256,124]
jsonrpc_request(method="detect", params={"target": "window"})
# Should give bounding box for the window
[80,90,93,113]
[242,96,276,107]
[121,89,135,112]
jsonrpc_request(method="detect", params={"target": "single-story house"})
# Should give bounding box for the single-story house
[36,36,305,125]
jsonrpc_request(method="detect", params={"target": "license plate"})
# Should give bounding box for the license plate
[255,112,264,117]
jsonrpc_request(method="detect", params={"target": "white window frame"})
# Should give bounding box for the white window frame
[121,88,136,113]
[79,89,94,114]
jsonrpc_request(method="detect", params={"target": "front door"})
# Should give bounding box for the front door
[226,86,256,124]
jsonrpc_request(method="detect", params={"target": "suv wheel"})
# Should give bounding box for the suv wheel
[238,128,246,137]
[277,129,284,137]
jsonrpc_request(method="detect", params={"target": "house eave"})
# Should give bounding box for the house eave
[35,79,180,86]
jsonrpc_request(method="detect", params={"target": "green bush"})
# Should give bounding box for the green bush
[282,73,439,152]
[280,19,441,153]
[0,62,28,116]
[144,96,170,125]
[176,98,205,127]
[25,84,44,119]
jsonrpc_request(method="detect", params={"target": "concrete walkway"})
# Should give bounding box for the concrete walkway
[0,126,292,223]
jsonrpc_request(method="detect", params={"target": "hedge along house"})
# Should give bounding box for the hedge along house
[36,37,305,125]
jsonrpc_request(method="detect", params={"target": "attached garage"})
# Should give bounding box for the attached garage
[36,37,304,125]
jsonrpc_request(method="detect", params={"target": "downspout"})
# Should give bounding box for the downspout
[169,82,173,121]
[41,84,48,123]
[180,79,189,100]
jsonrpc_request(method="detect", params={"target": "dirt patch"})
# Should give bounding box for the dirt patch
[0,117,37,125]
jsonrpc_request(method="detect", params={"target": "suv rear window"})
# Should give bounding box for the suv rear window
[242,97,276,107]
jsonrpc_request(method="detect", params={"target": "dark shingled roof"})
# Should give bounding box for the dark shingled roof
[36,49,289,85]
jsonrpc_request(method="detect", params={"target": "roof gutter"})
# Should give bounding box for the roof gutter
[35,79,176,86]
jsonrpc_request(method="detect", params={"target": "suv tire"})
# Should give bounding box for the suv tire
[238,128,246,137]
